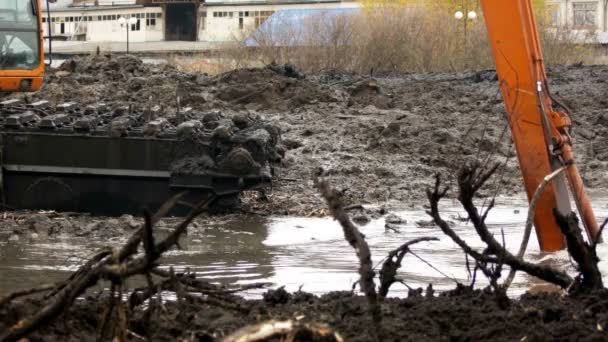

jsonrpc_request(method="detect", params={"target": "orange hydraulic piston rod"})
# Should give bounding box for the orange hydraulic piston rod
[480,0,599,251]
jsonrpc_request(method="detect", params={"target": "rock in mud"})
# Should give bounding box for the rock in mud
[352,214,370,225]
[381,122,401,137]
[263,287,291,305]
[385,213,404,224]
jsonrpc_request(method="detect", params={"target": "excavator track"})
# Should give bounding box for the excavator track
[0,98,282,216]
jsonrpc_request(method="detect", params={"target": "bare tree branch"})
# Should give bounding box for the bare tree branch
[316,178,381,339]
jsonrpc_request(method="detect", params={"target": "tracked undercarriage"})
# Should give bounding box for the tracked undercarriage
[0,98,283,215]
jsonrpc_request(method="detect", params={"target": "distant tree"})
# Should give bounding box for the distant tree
[357,0,548,17]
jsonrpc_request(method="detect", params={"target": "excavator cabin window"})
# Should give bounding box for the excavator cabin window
[0,0,40,70]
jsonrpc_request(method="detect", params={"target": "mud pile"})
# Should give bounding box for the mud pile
[14,56,608,215]
[2,287,607,341]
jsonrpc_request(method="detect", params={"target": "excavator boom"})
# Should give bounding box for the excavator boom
[480,0,600,251]
[0,0,44,92]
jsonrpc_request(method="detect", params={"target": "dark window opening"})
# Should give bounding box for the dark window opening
[165,3,196,41]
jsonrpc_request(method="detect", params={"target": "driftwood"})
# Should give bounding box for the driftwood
[316,178,381,339]
[222,320,344,342]
[426,165,574,290]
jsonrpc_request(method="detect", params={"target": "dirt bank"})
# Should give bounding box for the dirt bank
[2,287,607,341]
[9,55,608,216]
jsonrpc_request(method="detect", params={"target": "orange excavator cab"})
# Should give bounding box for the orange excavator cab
[480,0,600,251]
[0,0,44,92]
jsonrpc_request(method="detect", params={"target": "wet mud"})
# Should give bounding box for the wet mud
[2,287,608,341]
[8,55,608,216]
[2,56,608,340]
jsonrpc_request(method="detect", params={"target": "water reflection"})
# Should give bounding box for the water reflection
[1,195,608,298]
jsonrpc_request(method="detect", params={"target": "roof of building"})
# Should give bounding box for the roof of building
[205,0,344,6]
[43,4,145,13]
[245,7,359,47]
[43,0,143,12]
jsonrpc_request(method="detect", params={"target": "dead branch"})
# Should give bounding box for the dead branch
[592,217,608,250]
[554,210,603,291]
[456,165,573,289]
[427,166,574,290]
[316,178,381,337]
[221,320,344,342]
[504,166,567,289]
[426,175,498,265]
[128,268,267,310]
[379,237,438,299]
[0,284,55,308]
[0,193,214,342]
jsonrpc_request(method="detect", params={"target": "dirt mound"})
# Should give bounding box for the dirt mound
[210,66,343,110]
[12,56,608,216]
[2,288,607,341]
[347,79,395,109]
[58,54,163,79]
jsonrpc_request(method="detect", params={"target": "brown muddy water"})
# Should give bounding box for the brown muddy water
[2,195,608,299]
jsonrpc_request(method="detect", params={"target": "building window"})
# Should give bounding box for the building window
[131,19,141,31]
[146,18,156,27]
[253,11,274,29]
[239,17,243,29]
[548,4,559,26]
[573,2,596,28]
[213,11,233,18]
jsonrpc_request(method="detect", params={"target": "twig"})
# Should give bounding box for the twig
[592,217,608,250]
[409,250,458,284]
[504,166,567,289]
[0,193,209,342]
[378,237,438,298]
[455,165,573,289]
[0,284,55,308]
[427,169,573,290]
[316,178,381,339]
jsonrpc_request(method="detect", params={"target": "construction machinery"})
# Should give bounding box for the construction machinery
[481,0,600,251]
[0,0,600,248]
[0,0,44,92]
[0,0,280,215]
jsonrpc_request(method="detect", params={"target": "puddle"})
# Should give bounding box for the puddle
[2,195,608,298]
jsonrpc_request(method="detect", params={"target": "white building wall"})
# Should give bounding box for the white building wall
[549,0,607,31]
[199,1,361,42]
[43,7,164,42]
[44,1,362,43]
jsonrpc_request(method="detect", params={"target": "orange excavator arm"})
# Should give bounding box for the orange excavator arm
[480,0,600,251]
[0,0,45,92]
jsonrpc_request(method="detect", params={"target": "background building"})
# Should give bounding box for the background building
[548,1,608,33]
[43,0,359,43]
